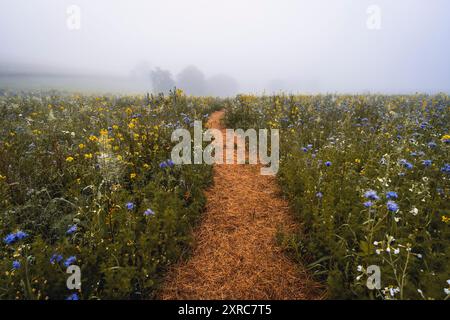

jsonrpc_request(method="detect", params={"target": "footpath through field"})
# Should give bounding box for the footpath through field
[159,110,322,299]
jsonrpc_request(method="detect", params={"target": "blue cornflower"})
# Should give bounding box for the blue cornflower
[441,164,450,174]
[364,201,373,208]
[3,230,28,245]
[159,161,168,169]
[364,190,380,201]
[423,160,432,167]
[50,253,63,264]
[66,225,77,235]
[12,260,21,270]
[144,208,155,216]
[316,192,323,198]
[428,141,437,148]
[387,201,399,212]
[325,161,332,167]
[399,159,413,170]
[66,293,79,300]
[307,144,313,149]
[4,233,16,245]
[64,256,76,267]
[126,202,135,210]
[167,159,174,167]
[302,147,308,152]
[15,231,28,240]
[386,191,398,200]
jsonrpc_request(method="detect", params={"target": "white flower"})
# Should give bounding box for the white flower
[447,279,450,285]
[410,207,419,216]
[376,249,382,255]
[373,241,379,246]
[394,217,400,222]
[357,265,363,272]
[417,254,422,259]
[386,247,391,253]
[394,248,400,254]
[444,288,450,295]
[356,275,362,281]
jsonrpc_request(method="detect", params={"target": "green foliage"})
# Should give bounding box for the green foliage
[225,93,450,300]
[0,89,218,299]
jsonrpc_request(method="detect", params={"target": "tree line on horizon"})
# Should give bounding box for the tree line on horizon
[148,65,239,97]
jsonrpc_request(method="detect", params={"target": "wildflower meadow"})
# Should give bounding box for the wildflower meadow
[0,90,448,300]
[225,94,449,299]
[0,90,220,299]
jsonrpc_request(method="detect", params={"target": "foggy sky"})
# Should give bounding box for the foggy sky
[0,0,449,94]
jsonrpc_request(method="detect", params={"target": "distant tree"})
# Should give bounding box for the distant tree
[207,74,239,97]
[176,65,207,96]
[150,67,175,94]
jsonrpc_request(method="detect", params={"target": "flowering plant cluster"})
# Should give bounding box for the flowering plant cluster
[225,94,449,299]
[0,90,220,299]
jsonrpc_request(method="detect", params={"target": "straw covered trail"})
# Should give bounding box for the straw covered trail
[159,110,322,299]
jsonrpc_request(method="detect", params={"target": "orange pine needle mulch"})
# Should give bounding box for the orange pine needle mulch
[158,110,324,300]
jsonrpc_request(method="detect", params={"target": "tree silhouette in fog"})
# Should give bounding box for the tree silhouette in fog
[176,65,207,96]
[150,67,175,94]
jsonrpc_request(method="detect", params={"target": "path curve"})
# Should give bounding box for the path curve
[159,110,322,299]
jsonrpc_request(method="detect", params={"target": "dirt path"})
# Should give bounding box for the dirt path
[159,110,321,299]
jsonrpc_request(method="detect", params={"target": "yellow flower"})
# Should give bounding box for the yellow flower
[441,134,450,143]
[76,178,81,184]
[355,159,361,164]
[442,215,450,224]
[112,125,119,130]
[130,173,137,179]
[66,156,74,162]
[0,175,6,181]
[117,155,123,161]
[133,133,140,140]
[78,143,85,149]
[84,153,93,159]
[113,146,120,151]
[32,129,42,135]
[100,129,108,136]
[143,163,150,169]
[89,135,98,142]
[128,122,135,129]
